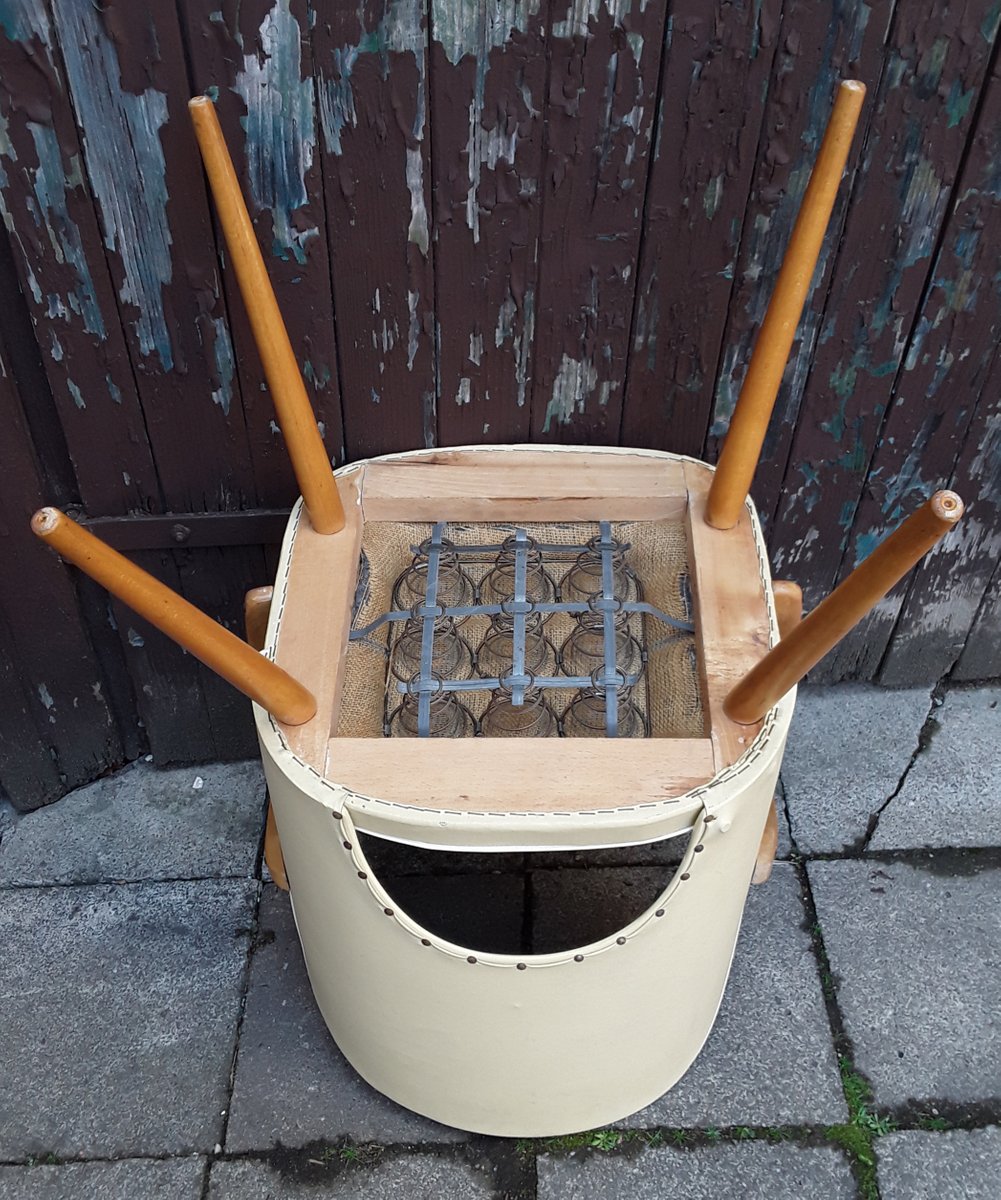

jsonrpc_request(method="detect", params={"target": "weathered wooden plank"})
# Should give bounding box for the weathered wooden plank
[621,0,781,457]
[108,549,217,766]
[179,0,346,501]
[704,0,889,517]
[0,334,124,798]
[879,350,1001,685]
[312,0,437,457]
[0,610,63,811]
[175,545,266,759]
[430,1,547,444]
[0,213,76,507]
[767,0,999,612]
[0,4,161,515]
[529,0,668,444]
[953,562,1001,681]
[823,55,1001,683]
[48,0,258,513]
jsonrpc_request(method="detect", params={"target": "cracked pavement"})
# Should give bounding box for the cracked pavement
[0,683,998,1198]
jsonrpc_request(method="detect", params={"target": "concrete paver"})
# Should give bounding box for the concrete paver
[781,685,931,852]
[537,1142,856,1198]
[808,860,1001,1106]
[607,865,846,1127]
[209,1154,495,1198]
[225,888,466,1151]
[0,880,256,1159]
[877,1127,1001,1199]
[871,687,1001,849]
[0,1157,205,1200]
[0,761,265,885]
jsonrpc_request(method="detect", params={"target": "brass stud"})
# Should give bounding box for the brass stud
[342,842,352,850]
[616,936,626,946]
[357,871,367,880]
[467,956,477,964]
[704,814,717,823]
[694,844,705,853]
[574,954,584,963]
[421,938,431,946]
[332,812,342,820]
[383,908,394,916]
[655,909,665,917]
[680,872,690,880]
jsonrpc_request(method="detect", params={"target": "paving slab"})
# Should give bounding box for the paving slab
[531,866,669,952]
[378,871,526,953]
[877,1127,1001,1200]
[808,860,1001,1106]
[0,760,266,885]
[595,865,846,1127]
[0,880,256,1159]
[537,1142,856,1198]
[872,687,1001,849]
[781,684,931,853]
[0,1157,205,1200]
[209,1153,495,1198]
[226,887,466,1151]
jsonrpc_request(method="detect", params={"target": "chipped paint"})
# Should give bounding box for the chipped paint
[552,0,633,40]
[37,683,54,709]
[468,332,483,365]
[431,0,540,241]
[51,0,173,368]
[455,376,471,405]
[209,316,235,416]
[543,353,598,431]
[234,0,318,265]
[1,123,106,338]
[67,380,85,409]
[318,0,430,254]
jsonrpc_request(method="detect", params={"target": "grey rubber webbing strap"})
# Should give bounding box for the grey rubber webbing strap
[416,522,446,736]
[394,671,641,694]
[511,530,528,706]
[350,598,692,641]
[599,521,619,737]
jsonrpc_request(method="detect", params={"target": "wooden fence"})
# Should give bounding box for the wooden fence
[1,0,998,810]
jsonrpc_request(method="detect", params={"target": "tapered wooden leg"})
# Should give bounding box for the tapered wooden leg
[706,81,866,530]
[33,508,316,725]
[726,492,964,724]
[752,579,802,885]
[189,97,344,536]
[244,586,289,892]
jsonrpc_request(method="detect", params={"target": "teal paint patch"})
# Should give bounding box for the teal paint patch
[51,0,173,369]
[981,0,1001,42]
[106,375,122,404]
[67,379,85,409]
[209,316,235,415]
[303,360,332,389]
[234,0,318,266]
[0,0,50,42]
[853,530,880,566]
[543,353,597,432]
[945,80,975,128]
[20,124,106,338]
[702,173,724,221]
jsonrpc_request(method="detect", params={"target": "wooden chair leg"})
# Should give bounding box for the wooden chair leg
[264,801,289,892]
[752,579,802,885]
[244,586,289,892]
[752,801,779,885]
